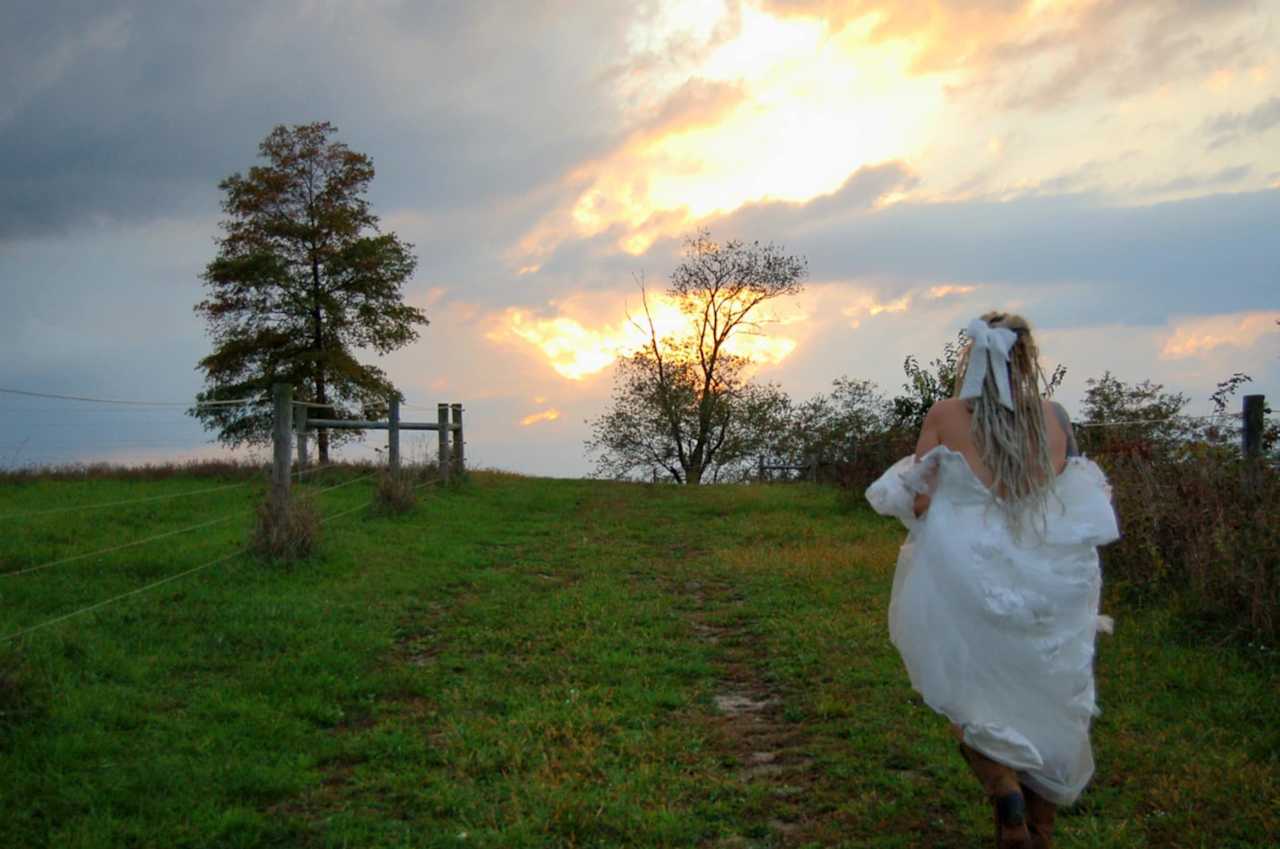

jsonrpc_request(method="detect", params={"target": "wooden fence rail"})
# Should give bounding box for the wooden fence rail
[270,385,465,518]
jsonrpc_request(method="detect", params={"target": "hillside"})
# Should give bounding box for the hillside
[1,472,1276,847]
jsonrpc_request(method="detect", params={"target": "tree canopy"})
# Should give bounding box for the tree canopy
[193,122,426,461]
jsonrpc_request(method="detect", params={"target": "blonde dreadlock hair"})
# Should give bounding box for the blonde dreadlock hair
[953,311,1054,528]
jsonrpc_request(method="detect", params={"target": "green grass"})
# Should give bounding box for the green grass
[0,473,1276,847]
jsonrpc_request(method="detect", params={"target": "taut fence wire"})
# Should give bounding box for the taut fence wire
[0,386,262,408]
[0,471,448,644]
[0,382,464,646]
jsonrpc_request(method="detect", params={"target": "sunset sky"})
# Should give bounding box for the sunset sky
[2,0,1278,475]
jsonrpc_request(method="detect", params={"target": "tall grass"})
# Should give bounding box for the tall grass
[1080,430,1279,640]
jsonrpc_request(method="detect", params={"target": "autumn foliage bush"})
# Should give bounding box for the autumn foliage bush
[1076,374,1279,640]
[823,356,1280,641]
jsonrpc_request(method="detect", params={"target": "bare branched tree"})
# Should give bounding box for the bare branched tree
[587,231,806,484]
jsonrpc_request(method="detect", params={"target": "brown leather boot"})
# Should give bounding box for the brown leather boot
[958,744,1032,849]
[1022,784,1056,849]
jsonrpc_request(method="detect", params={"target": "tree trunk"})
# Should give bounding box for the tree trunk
[311,253,329,464]
[316,370,329,464]
[685,465,703,485]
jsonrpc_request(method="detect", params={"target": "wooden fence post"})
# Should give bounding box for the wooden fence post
[437,403,451,483]
[295,405,309,471]
[388,396,400,477]
[272,383,293,517]
[451,403,464,474]
[1243,394,1265,459]
[1243,394,1266,498]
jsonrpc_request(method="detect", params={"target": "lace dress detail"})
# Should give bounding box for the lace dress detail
[866,446,1119,805]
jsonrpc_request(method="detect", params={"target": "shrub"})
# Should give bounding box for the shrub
[1086,435,1279,640]
[372,471,417,516]
[831,429,916,511]
[1071,372,1277,639]
[250,495,320,561]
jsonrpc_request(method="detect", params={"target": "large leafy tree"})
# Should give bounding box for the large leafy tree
[193,122,426,461]
[586,231,806,484]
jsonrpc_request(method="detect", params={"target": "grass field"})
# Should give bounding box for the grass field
[1,471,1276,848]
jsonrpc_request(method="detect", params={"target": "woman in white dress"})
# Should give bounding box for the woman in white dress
[867,312,1119,849]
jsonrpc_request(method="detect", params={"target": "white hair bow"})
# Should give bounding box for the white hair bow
[959,318,1018,409]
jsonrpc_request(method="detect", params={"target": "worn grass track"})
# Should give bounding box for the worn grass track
[1,473,1276,847]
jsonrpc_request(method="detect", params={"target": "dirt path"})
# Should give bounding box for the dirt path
[679,577,822,846]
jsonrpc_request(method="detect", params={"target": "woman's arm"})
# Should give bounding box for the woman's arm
[911,404,944,517]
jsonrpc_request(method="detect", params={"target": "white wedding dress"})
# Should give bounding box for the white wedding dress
[867,445,1120,805]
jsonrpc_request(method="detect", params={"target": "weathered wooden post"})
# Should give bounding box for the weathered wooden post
[272,383,293,516]
[1243,395,1265,459]
[451,403,465,474]
[388,396,401,477]
[437,403,451,483]
[1243,394,1266,498]
[295,404,309,471]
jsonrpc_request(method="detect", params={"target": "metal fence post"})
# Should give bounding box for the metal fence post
[437,403,451,483]
[272,383,293,517]
[388,396,400,477]
[451,403,464,474]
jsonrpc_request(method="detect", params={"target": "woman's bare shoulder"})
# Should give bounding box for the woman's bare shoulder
[927,398,968,421]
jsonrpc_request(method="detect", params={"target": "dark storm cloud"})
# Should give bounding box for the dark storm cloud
[0,0,635,241]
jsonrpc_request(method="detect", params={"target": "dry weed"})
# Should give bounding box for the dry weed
[250,495,321,561]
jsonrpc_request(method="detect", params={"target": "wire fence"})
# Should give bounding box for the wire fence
[0,386,262,408]
[0,386,452,645]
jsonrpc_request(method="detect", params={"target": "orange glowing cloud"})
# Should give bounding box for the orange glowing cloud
[927,284,977,299]
[519,2,946,261]
[490,291,801,381]
[842,292,910,327]
[520,409,562,426]
[838,282,978,327]
[514,0,1270,268]
[1160,312,1280,360]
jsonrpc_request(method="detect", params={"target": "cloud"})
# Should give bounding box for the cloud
[1160,311,1280,360]
[927,285,977,299]
[704,185,1280,328]
[3,0,1278,477]
[837,281,977,328]
[519,5,945,261]
[519,408,561,427]
[488,289,800,381]
[764,1,1266,112]
[1132,165,1254,198]
[1203,96,1280,149]
[0,1,638,241]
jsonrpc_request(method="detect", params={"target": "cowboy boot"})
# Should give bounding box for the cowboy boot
[1021,784,1056,849]
[958,743,1032,849]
